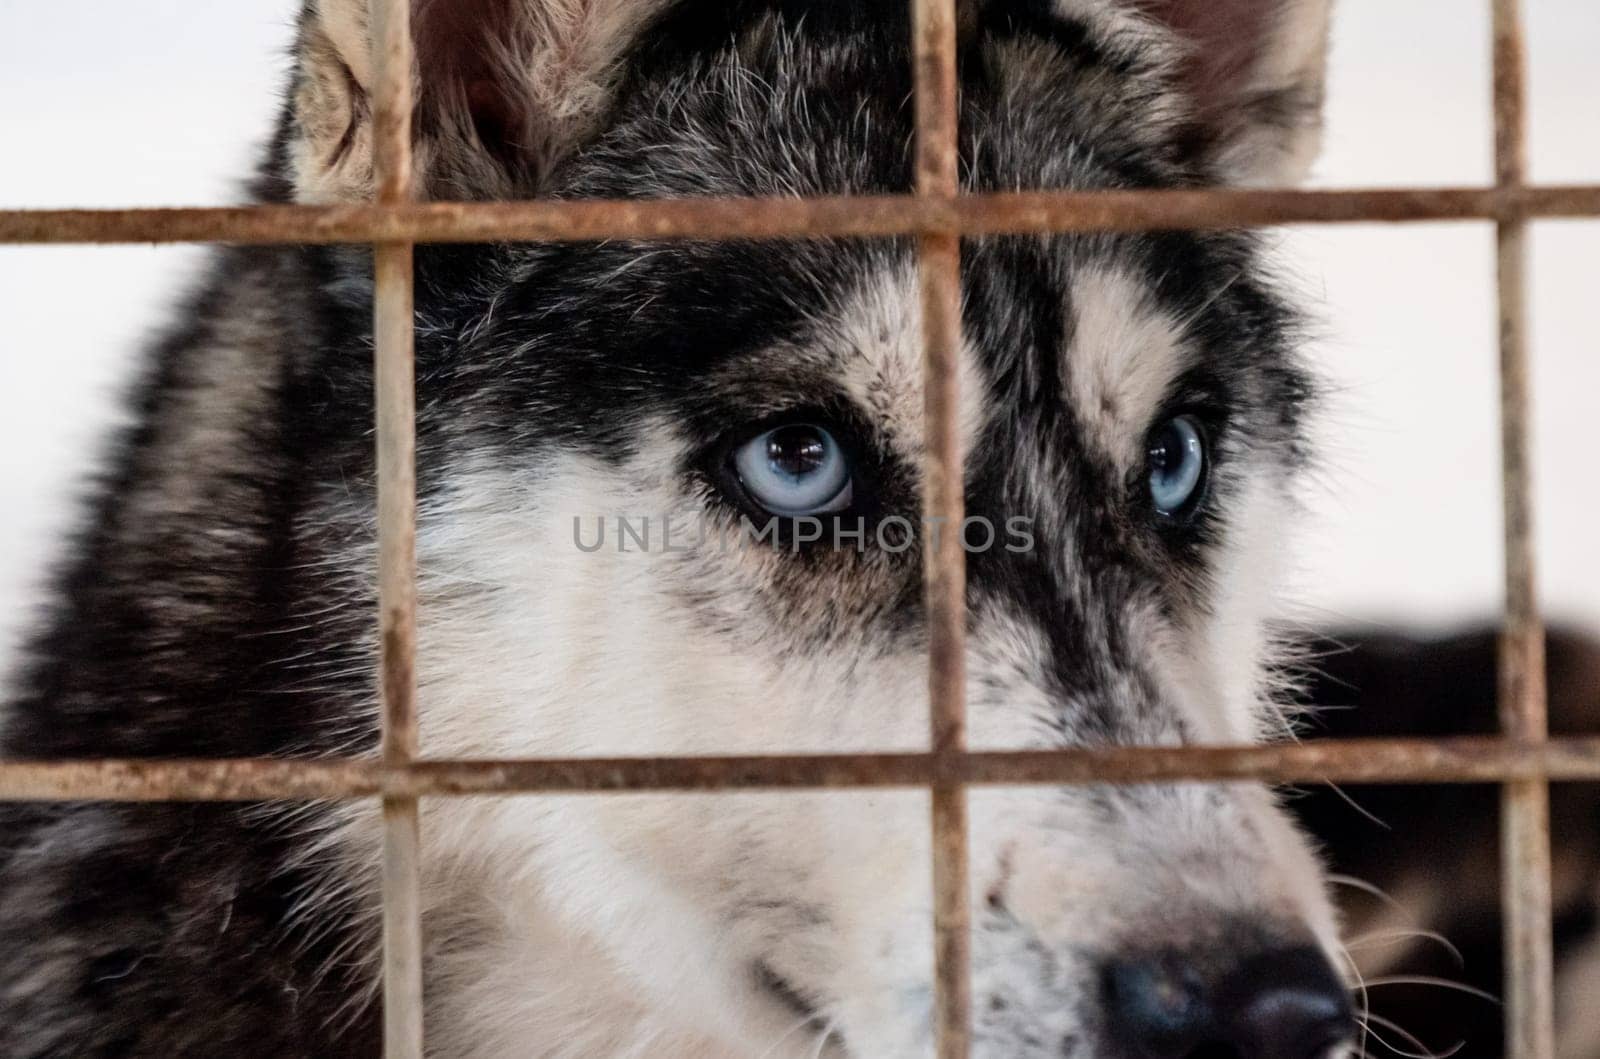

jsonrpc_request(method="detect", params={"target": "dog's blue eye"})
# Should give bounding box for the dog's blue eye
[1147,414,1207,518]
[734,424,853,516]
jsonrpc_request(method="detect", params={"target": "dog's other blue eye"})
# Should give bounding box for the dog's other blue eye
[1147,414,1207,518]
[734,424,853,516]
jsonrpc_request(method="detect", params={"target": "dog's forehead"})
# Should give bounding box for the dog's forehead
[521,0,1275,445]
[562,0,1192,203]
[462,0,1306,493]
[764,247,1194,477]
[474,225,1284,487]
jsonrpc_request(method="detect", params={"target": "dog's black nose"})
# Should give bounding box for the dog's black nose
[1103,943,1353,1059]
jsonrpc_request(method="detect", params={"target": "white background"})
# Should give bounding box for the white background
[0,1,1596,671]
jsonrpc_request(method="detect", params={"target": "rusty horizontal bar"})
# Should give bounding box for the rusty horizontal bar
[0,757,384,800]
[4,736,1600,802]
[4,185,1600,246]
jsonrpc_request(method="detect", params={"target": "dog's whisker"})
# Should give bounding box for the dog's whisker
[1327,873,1410,916]
[756,1009,827,1059]
[807,1016,840,1059]
[1357,1012,1463,1059]
[1322,781,1393,831]
[1343,927,1465,968]
[1335,943,1372,1059]
[1359,974,1500,1005]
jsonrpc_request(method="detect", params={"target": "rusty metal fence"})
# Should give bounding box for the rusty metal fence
[0,0,1597,1056]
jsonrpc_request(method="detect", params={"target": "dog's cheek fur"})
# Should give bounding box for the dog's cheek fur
[354,263,989,1054]
[1151,463,1301,744]
[297,433,938,1055]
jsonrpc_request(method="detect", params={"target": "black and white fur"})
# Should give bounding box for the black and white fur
[1,1,1349,1055]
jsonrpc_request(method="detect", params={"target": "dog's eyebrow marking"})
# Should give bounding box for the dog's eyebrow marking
[1061,265,1190,469]
[828,264,987,467]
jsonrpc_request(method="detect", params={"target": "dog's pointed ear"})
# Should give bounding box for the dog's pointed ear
[1138,0,1332,185]
[287,0,666,202]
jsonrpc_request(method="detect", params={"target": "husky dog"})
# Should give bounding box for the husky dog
[0,1,1350,1055]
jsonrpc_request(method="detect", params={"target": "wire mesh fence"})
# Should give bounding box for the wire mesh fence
[0,0,1592,1056]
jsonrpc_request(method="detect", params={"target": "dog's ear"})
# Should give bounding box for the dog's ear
[1138,0,1332,185]
[287,0,668,202]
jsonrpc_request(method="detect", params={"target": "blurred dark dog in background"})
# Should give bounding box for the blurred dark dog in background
[1294,626,1600,1058]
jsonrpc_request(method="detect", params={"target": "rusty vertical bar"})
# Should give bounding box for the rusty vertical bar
[1492,0,1554,1056]
[912,0,969,1055]
[370,0,423,1055]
